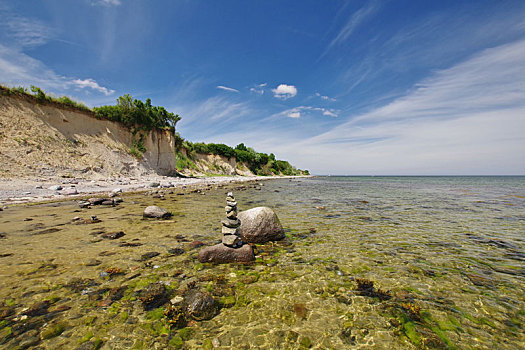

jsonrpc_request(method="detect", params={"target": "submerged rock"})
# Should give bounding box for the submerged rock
[88,198,105,205]
[198,243,254,264]
[140,251,160,261]
[182,289,218,321]
[139,283,169,310]
[168,247,185,255]
[143,206,172,219]
[23,300,51,316]
[238,207,285,243]
[101,231,125,240]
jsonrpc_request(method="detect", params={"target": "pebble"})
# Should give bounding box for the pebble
[170,296,184,305]
[48,185,63,191]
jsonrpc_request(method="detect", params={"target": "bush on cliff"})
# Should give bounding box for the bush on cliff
[93,94,181,131]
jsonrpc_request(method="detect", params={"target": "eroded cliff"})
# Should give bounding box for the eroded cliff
[0,94,176,179]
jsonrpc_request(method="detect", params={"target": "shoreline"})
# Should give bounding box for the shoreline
[0,175,309,206]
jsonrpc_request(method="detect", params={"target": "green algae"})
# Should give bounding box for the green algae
[169,335,184,349]
[79,330,94,344]
[41,322,67,339]
[145,307,165,320]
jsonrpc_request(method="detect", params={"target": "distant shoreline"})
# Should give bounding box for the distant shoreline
[0,175,309,206]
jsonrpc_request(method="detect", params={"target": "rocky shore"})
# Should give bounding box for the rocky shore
[0,175,306,205]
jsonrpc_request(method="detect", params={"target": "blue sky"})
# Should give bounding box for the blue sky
[1,0,525,175]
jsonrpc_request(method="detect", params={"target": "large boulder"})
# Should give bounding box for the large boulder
[143,206,172,219]
[238,207,285,243]
[198,243,254,263]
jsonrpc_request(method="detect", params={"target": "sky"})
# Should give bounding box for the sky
[1,0,524,175]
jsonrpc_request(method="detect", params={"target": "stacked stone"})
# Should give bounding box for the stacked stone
[221,192,242,248]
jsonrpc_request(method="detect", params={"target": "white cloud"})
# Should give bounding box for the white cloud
[272,84,297,100]
[71,78,115,96]
[323,110,338,117]
[287,111,301,118]
[287,39,525,175]
[217,85,239,93]
[315,92,336,102]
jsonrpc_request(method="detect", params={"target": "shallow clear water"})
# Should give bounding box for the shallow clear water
[0,177,524,349]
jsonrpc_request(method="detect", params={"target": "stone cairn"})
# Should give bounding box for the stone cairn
[221,192,243,248]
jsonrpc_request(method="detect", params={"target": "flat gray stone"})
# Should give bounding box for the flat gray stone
[222,226,238,234]
[221,218,240,228]
[222,234,241,247]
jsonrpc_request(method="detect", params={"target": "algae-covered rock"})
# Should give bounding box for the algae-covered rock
[139,283,169,310]
[182,289,218,321]
[238,207,285,243]
[40,322,67,339]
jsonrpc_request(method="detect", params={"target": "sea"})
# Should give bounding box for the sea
[0,176,524,349]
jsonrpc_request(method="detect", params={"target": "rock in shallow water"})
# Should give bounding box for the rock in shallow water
[238,207,285,243]
[101,231,125,240]
[139,283,169,310]
[182,289,218,320]
[143,206,172,219]
[198,243,254,263]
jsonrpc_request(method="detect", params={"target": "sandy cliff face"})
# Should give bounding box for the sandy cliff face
[0,95,176,179]
[176,149,256,177]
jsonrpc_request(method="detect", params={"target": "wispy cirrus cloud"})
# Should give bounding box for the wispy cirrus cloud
[0,6,115,101]
[216,85,239,93]
[272,84,297,100]
[322,1,379,57]
[0,44,115,99]
[92,0,121,6]
[0,6,53,48]
[286,39,525,175]
[275,106,339,119]
[171,95,254,140]
[250,83,266,95]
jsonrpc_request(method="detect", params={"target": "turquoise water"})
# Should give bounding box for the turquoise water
[0,176,524,349]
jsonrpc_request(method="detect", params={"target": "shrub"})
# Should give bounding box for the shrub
[94,94,181,131]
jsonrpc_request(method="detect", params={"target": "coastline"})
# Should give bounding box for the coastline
[0,175,309,205]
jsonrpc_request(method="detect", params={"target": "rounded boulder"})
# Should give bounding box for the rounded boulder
[143,206,172,219]
[238,207,285,243]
